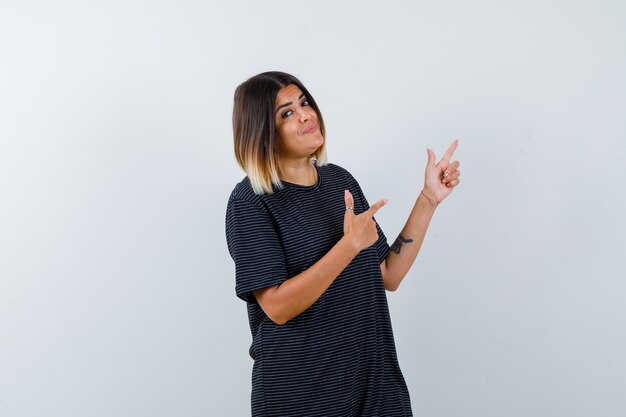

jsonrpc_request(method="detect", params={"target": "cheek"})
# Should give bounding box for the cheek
[281,123,298,139]
[277,124,298,148]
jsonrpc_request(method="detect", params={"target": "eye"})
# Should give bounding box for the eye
[280,99,310,119]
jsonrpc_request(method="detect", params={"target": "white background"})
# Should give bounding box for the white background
[1,1,625,416]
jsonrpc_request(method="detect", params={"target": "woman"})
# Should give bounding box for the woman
[225,71,460,416]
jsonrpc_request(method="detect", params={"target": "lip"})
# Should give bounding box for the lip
[303,124,318,134]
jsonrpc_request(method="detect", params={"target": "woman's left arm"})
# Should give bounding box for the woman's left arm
[381,139,461,291]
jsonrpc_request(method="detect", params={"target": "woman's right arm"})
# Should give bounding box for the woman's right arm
[254,190,387,325]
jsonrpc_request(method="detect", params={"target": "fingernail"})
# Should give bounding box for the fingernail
[383,198,389,204]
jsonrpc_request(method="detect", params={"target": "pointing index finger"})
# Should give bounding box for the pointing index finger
[366,198,388,217]
[440,139,459,164]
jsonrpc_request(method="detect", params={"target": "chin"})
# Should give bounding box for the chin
[312,135,324,148]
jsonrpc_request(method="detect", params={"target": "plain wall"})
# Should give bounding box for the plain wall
[1,0,625,416]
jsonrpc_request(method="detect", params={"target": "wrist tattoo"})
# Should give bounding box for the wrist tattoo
[390,234,413,254]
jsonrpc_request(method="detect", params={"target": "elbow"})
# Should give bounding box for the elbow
[381,260,401,292]
[263,303,292,326]
[254,286,291,325]
[266,309,289,325]
[383,273,403,292]
[269,314,290,326]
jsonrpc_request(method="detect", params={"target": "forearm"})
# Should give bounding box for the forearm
[262,236,360,325]
[383,190,437,291]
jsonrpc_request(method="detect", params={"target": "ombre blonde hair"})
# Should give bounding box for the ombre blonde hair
[232,71,327,195]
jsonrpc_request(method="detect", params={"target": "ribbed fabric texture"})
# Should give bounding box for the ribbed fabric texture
[225,162,413,417]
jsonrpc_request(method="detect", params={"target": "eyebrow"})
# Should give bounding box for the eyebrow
[275,93,306,115]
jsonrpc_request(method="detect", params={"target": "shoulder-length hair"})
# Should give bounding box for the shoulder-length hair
[232,71,328,195]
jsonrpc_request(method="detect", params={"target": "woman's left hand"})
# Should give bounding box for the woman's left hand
[423,139,461,204]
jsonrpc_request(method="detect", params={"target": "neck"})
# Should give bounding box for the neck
[279,157,317,186]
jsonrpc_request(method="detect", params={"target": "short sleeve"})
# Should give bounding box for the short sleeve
[345,172,390,263]
[225,198,289,304]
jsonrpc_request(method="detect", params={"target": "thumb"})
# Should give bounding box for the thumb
[427,147,436,167]
[344,189,355,211]
[343,190,355,234]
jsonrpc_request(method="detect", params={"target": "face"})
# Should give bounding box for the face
[274,84,324,160]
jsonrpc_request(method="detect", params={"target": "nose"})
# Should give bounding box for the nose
[297,107,312,123]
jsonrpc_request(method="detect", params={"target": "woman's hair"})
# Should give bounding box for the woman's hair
[232,71,327,195]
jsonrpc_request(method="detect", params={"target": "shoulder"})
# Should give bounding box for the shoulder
[319,161,355,181]
[319,162,362,190]
[225,177,268,214]
[228,176,258,203]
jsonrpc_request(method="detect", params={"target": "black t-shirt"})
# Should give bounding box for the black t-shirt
[225,162,412,416]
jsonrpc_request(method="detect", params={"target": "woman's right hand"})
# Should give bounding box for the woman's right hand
[343,190,388,252]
